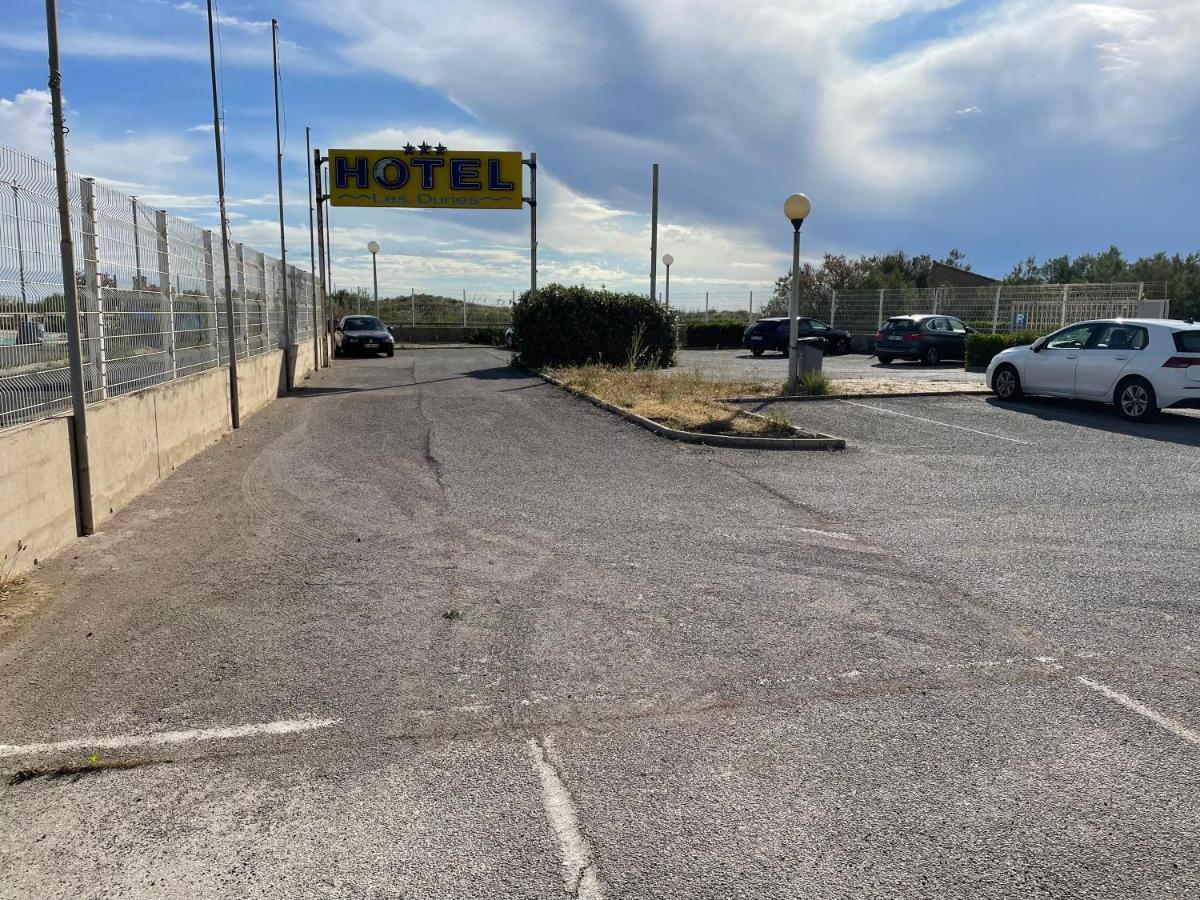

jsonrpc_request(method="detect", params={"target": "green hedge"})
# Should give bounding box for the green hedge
[685,320,746,348]
[966,331,1045,367]
[513,284,675,368]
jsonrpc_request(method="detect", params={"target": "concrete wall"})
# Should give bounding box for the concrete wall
[1,341,317,576]
[0,417,77,579]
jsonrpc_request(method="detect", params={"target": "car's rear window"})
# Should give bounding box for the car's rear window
[883,319,917,332]
[749,321,777,333]
[345,317,384,330]
[1173,331,1200,353]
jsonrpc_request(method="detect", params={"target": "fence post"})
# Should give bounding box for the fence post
[463,288,468,328]
[991,284,1002,334]
[155,210,176,381]
[1060,283,1069,328]
[705,291,709,323]
[79,178,107,400]
[877,288,884,329]
[749,290,753,320]
[202,230,219,366]
[236,242,248,357]
[829,289,838,327]
[411,287,415,327]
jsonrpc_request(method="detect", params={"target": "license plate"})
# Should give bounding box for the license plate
[364,342,378,348]
[751,336,762,341]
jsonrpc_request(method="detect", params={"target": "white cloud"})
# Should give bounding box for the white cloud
[173,1,271,34]
[0,89,52,158]
[188,123,215,134]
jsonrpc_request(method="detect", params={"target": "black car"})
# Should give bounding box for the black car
[334,315,395,358]
[874,315,974,365]
[742,317,852,356]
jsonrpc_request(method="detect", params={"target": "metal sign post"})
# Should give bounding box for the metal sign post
[270,19,292,390]
[313,148,329,359]
[524,152,537,299]
[649,163,659,300]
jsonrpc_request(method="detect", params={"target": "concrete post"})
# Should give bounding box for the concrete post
[236,243,248,357]
[155,209,176,380]
[991,284,1003,334]
[877,288,885,329]
[829,289,838,327]
[1060,283,1069,328]
[79,178,107,400]
[202,230,219,366]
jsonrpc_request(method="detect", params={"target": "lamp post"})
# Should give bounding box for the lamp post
[662,253,674,309]
[367,240,380,318]
[783,193,811,394]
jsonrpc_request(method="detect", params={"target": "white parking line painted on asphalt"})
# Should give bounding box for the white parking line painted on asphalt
[838,399,1031,445]
[1078,677,1200,746]
[797,526,856,540]
[0,717,340,758]
[528,736,605,900]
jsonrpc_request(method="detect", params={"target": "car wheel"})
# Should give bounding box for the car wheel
[751,348,763,357]
[839,338,850,355]
[386,347,394,357]
[922,345,940,366]
[1115,377,1157,421]
[992,364,1022,401]
[334,345,343,358]
[877,354,893,365]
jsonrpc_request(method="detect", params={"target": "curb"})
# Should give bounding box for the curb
[536,371,846,451]
[720,388,992,403]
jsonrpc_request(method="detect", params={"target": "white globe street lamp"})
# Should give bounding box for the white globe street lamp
[662,253,674,309]
[783,193,811,393]
[367,240,381,318]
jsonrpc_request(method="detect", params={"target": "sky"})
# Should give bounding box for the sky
[1,0,1197,311]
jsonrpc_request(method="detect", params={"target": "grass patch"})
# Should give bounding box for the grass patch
[799,371,834,396]
[548,365,794,436]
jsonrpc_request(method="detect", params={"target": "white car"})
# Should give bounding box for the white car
[986,318,1200,421]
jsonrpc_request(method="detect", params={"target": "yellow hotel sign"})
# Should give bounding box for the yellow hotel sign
[327,148,523,210]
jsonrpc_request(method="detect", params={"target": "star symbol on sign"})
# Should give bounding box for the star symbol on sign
[435,143,447,155]
[418,142,432,153]
[402,143,416,155]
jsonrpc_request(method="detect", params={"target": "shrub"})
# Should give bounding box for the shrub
[965,331,1045,368]
[468,328,499,345]
[513,283,675,368]
[685,320,746,348]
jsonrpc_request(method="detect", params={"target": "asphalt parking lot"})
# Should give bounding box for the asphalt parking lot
[3,348,1198,898]
[676,347,986,384]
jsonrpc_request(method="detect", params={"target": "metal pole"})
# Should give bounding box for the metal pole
[524,153,537,298]
[829,289,838,327]
[411,287,415,327]
[706,290,710,323]
[207,0,239,427]
[325,199,334,297]
[271,19,292,389]
[787,223,803,394]
[305,127,320,368]
[131,196,142,285]
[372,252,380,318]
[664,264,670,309]
[649,163,659,300]
[463,288,468,328]
[313,148,330,361]
[1060,283,1069,328]
[11,183,28,309]
[749,290,753,320]
[877,288,885,329]
[45,0,95,534]
[991,284,1002,334]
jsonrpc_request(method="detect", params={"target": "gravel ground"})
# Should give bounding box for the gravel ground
[1,348,1197,898]
[676,348,986,386]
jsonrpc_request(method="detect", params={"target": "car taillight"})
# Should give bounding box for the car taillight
[875,330,884,340]
[904,332,924,341]
[1163,356,1200,368]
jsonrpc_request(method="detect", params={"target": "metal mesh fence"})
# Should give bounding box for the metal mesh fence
[1,145,317,431]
